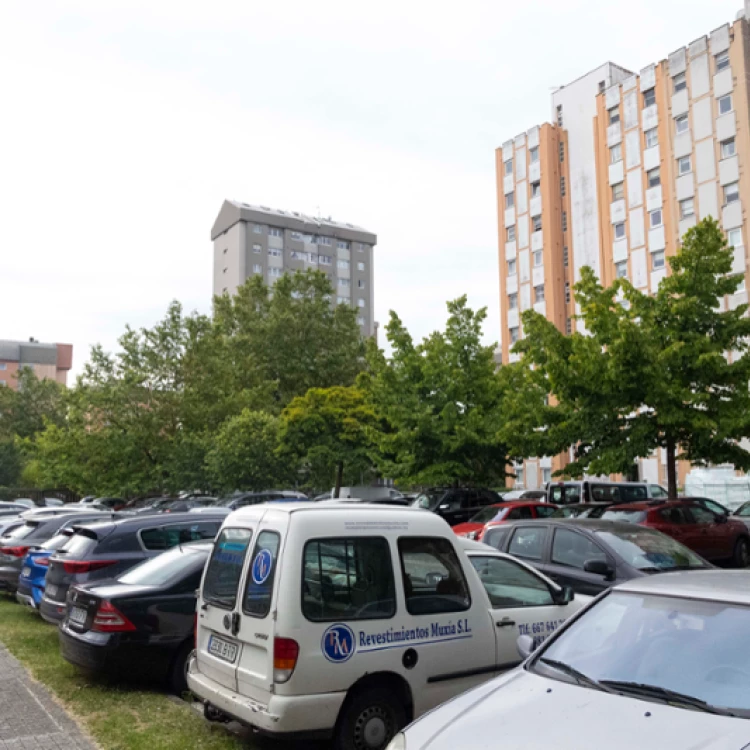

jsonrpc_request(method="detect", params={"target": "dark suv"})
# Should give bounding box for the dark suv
[411,487,501,526]
[40,512,225,624]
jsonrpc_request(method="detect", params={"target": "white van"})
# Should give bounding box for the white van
[188,504,586,749]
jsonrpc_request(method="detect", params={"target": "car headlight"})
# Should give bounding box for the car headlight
[386,733,406,750]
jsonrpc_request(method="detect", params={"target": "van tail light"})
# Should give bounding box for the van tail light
[92,600,136,632]
[273,637,299,683]
[62,559,117,574]
[0,546,30,558]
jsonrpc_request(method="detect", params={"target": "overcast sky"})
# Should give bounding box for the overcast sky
[0,0,743,377]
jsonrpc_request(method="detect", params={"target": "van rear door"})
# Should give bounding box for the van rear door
[196,526,254,692]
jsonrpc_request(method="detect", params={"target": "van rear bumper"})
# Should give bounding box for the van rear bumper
[187,655,343,738]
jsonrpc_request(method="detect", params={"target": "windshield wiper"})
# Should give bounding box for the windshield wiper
[538,658,614,693]
[600,681,738,716]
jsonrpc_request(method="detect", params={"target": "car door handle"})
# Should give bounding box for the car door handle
[496,619,515,627]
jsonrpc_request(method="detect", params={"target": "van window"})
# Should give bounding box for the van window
[140,521,220,551]
[398,537,471,616]
[202,528,253,610]
[549,484,581,505]
[303,538,396,622]
[243,531,280,618]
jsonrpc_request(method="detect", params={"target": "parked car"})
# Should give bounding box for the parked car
[390,570,750,750]
[453,501,559,541]
[320,497,409,507]
[0,518,24,536]
[40,511,225,625]
[546,480,669,505]
[335,486,404,502]
[733,500,750,530]
[550,502,613,519]
[501,489,547,501]
[601,499,750,567]
[0,502,29,517]
[482,519,711,596]
[0,511,116,594]
[11,498,36,509]
[411,487,502,526]
[214,491,292,511]
[90,497,126,511]
[59,540,212,693]
[158,497,217,513]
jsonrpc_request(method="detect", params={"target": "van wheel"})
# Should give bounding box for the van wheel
[169,642,193,696]
[335,687,406,750]
[733,537,750,568]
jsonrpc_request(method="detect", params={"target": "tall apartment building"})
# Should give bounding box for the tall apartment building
[496,5,750,488]
[211,200,377,337]
[0,339,73,390]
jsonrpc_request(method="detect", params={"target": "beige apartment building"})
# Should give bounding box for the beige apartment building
[496,6,750,489]
[212,201,377,338]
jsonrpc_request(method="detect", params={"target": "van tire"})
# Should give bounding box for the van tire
[334,686,407,750]
[168,642,193,696]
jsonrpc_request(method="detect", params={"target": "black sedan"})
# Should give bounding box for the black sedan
[483,518,712,596]
[59,541,210,693]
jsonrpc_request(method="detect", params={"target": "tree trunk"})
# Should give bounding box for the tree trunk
[666,436,678,499]
[334,461,344,498]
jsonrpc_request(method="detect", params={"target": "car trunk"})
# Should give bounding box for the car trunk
[65,582,155,635]
[46,527,109,604]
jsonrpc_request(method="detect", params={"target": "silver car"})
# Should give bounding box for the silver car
[389,570,750,750]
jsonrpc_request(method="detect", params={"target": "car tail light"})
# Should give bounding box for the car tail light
[36,557,50,567]
[92,600,136,632]
[62,559,117,574]
[0,546,30,558]
[273,637,299,683]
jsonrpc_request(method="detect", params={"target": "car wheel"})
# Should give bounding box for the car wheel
[334,687,406,750]
[168,642,194,696]
[733,537,750,568]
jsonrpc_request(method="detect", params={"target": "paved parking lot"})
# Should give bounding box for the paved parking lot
[0,643,96,750]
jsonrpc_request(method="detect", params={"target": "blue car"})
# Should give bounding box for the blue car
[16,528,76,609]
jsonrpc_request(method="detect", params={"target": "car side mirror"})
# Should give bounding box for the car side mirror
[716,514,728,524]
[517,634,535,660]
[583,559,613,579]
[553,585,575,605]
[438,504,450,512]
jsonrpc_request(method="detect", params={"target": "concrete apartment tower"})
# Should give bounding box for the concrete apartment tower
[211,201,377,337]
[0,340,73,390]
[496,6,750,488]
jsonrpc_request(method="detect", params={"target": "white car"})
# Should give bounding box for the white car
[389,570,750,750]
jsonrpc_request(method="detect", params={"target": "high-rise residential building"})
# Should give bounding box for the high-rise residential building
[211,200,377,337]
[496,5,750,488]
[0,339,73,390]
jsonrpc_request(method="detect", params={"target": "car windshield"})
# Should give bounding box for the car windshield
[469,506,506,524]
[601,509,648,523]
[412,492,444,511]
[217,495,242,507]
[532,590,750,716]
[595,527,707,571]
[119,544,208,586]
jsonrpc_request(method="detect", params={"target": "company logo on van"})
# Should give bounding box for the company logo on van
[251,548,273,585]
[322,623,355,663]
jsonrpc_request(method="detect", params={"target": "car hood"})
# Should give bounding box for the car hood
[403,669,750,750]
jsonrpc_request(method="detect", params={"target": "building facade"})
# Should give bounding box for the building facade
[0,339,73,390]
[211,200,377,337]
[496,7,750,488]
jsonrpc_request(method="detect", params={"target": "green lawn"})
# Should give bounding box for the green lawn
[0,595,247,750]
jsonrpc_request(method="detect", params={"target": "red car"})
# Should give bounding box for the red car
[602,499,750,567]
[453,501,558,541]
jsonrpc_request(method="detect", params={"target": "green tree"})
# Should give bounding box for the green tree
[0,439,22,486]
[517,217,750,497]
[279,386,378,496]
[206,410,288,493]
[363,297,509,486]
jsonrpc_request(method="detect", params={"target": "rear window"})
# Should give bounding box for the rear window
[202,528,253,609]
[243,531,281,618]
[59,531,99,558]
[41,530,74,551]
[483,526,510,549]
[119,545,208,587]
[140,521,219,551]
[601,510,648,523]
[2,522,39,541]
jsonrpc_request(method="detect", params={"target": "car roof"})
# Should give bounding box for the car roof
[607,499,692,511]
[497,517,663,534]
[75,510,227,532]
[616,570,750,604]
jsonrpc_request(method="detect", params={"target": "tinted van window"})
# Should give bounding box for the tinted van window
[303,537,395,622]
[202,528,253,609]
[244,531,281,618]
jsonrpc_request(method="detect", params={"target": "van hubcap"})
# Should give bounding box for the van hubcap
[354,706,390,749]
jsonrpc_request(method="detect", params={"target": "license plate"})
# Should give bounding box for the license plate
[69,606,87,626]
[46,584,59,599]
[21,567,30,578]
[208,635,238,663]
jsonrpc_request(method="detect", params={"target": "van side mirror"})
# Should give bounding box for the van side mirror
[517,634,535,660]
[583,559,613,579]
[553,585,575,605]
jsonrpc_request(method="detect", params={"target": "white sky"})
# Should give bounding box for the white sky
[0,0,743,377]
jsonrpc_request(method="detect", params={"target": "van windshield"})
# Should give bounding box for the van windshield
[203,528,253,609]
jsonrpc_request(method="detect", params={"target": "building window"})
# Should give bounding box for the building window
[357,316,365,325]
[719,94,733,116]
[560,176,566,196]
[542,467,552,484]
[611,182,624,201]
[504,159,513,175]
[643,88,656,108]
[675,115,689,134]
[531,181,541,198]
[559,142,565,162]
[356,243,368,252]
[339,278,351,287]
[0,364,6,371]
[608,106,620,125]
[253,224,264,234]
[269,227,283,237]
[290,231,302,240]
[505,192,515,209]
[652,250,665,270]
[268,248,282,257]
[532,215,542,232]
[355,261,365,271]
[728,228,742,247]
[534,284,545,303]
[615,261,628,279]
[529,146,539,163]
[319,255,332,265]
[673,72,687,93]
[357,279,365,288]
[610,143,622,163]
[337,259,350,269]
[507,259,517,276]
[533,249,543,267]
[562,211,567,231]
[565,318,572,335]
[357,298,365,308]
[508,293,518,310]
[253,243,262,253]
[565,282,571,303]
[677,155,691,175]
[556,104,563,126]
[307,253,318,264]
[716,51,730,73]
[645,128,659,148]
[598,79,606,94]
[679,197,694,218]
[506,225,516,242]
[337,240,350,250]
[614,222,626,240]
[336,296,350,305]
[563,246,569,267]
[721,138,736,159]
[509,327,520,344]
[252,264,262,273]
[268,267,282,278]
[647,168,660,188]
[319,236,333,246]
[649,209,662,228]
[724,182,740,205]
